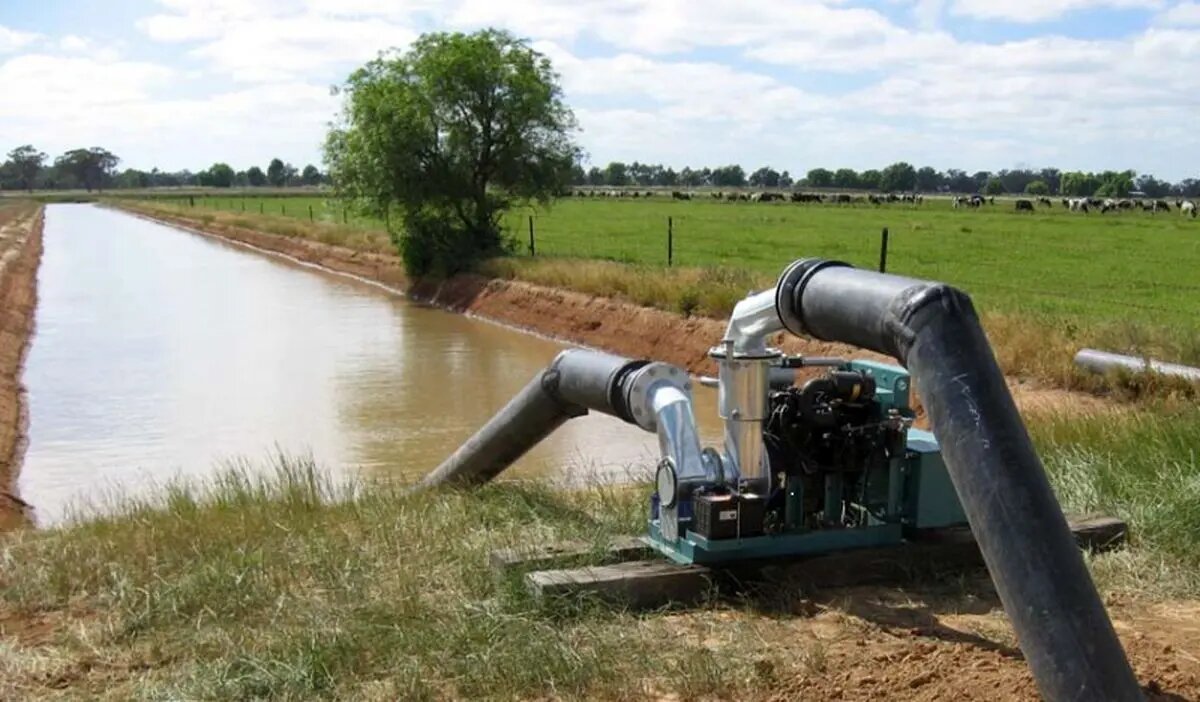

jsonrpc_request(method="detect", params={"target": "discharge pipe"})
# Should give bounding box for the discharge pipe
[773,259,1141,701]
[1075,348,1200,383]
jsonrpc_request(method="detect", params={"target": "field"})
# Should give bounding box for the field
[135,193,1200,327]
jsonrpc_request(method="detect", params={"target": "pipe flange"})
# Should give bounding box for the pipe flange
[624,362,691,432]
[775,258,851,338]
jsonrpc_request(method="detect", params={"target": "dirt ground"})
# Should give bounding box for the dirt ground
[0,204,41,531]
[122,206,1112,423]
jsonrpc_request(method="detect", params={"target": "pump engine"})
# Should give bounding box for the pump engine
[646,357,967,565]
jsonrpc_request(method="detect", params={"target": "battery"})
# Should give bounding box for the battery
[692,493,765,539]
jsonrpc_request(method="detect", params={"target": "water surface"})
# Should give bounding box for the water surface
[21,205,720,524]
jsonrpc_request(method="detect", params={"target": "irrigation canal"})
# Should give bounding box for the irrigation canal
[19,204,723,524]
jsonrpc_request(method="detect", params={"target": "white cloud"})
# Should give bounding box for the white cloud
[139,0,424,81]
[1158,1,1200,24]
[950,0,1163,23]
[0,25,40,53]
[57,35,91,52]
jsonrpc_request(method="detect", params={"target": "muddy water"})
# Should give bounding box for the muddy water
[20,205,722,525]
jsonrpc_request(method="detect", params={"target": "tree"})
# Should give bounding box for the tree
[984,177,1006,195]
[1038,168,1061,195]
[1060,171,1101,197]
[54,147,119,191]
[944,169,974,193]
[1135,174,1171,198]
[806,168,833,188]
[710,165,746,187]
[858,169,882,190]
[832,168,859,189]
[325,29,578,275]
[915,166,941,192]
[749,166,780,188]
[247,166,267,187]
[234,170,250,187]
[1094,170,1135,198]
[7,145,46,192]
[208,163,235,188]
[585,166,603,186]
[267,158,286,187]
[602,161,629,186]
[1025,180,1050,196]
[301,164,322,186]
[879,161,917,192]
[779,170,793,188]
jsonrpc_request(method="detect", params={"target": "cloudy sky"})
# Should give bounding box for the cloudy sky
[2,0,1199,179]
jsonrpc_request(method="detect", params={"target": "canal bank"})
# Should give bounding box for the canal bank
[0,204,42,530]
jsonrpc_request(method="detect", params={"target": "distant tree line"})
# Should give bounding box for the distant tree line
[0,145,328,192]
[572,161,1200,198]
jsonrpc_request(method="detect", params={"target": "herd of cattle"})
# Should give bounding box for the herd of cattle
[571,189,926,204]
[958,194,1199,217]
[570,188,1198,217]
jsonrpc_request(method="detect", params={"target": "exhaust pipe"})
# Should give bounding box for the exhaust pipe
[776,259,1141,702]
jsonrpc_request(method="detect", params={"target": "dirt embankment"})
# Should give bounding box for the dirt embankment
[0,205,43,531]
[117,205,1111,418]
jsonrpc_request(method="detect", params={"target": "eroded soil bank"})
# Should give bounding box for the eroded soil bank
[0,204,43,530]
[118,205,1113,420]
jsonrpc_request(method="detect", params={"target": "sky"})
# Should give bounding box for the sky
[2,0,1199,180]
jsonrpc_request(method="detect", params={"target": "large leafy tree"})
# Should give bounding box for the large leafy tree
[246,166,267,187]
[7,145,46,192]
[325,29,579,275]
[55,147,119,192]
[208,162,235,187]
[879,161,917,192]
[267,158,286,187]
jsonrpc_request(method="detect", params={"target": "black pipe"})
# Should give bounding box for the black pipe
[777,259,1142,702]
[419,349,642,489]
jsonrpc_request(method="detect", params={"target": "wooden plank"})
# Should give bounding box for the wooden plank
[488,535,652,573]
[527,560,714,608]
[521,515,1127,609]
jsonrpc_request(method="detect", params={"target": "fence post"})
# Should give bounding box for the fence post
[528,215,535,256]
[879,227,889,273]
[259,201,264,214]
[281,203,286,216]
[343,208,348,224]
[309,204,314,222]
[242,199,246,212]
[667,216,673,267]
[189,196,195,207]
[385,207,390,231]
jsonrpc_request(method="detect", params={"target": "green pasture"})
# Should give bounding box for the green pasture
[139,194,1200,329]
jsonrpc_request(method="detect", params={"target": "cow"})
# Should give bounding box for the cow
[671,191,691,201]
[1154,200,1171,213]
[1015,199,1035,212]
[1182,200,1197,218]
[1038,197,1052,207]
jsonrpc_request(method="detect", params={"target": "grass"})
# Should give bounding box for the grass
[2,400,1199,698]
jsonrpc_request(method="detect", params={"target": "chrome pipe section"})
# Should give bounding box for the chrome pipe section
[776,258,1141,702]
[712,343,774,491]
[1075,348,1200,383]
[724,287,784,354]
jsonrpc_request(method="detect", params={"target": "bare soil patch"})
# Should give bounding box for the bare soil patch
[0,204,42,531]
